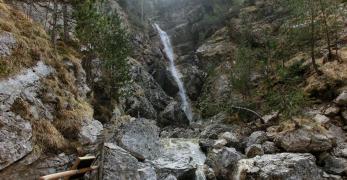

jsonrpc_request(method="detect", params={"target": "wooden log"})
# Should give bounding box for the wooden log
[39,166,98,180]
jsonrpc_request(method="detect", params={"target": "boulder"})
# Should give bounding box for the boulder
[245,144,264,158]
[206,147,243,179]
[313,114,330,124]
[117,118,161,160]
[213,139,228,149]
[235,153,325,180]
[159,101,190,127]
[335,91,347,106]
[324,105,340,117]
[274,128,334,152]
[200,123,233,139]
[199,139,215,153]
[332,142,347,158]
[262,111,279,124]
[103,143,141,180]
[319,153,347,175]
[246,131,268,147]
[261,141,280,154]
[78,119,103,145]
[151,138,205,180]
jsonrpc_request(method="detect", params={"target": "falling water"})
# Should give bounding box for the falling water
[154,23,193,122]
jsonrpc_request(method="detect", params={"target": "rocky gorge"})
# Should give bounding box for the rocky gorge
[1,0,347,180]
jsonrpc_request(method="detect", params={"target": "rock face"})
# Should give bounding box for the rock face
[159,101,190,127]
[235,153,325,180]
[0,31,16,57]
[117,118,161,160]
[0,61,53,170]
[274,128,334,152]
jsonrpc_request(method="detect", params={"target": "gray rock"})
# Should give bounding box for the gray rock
[235,153,325,180]
[319,153,347,175]
[324,105,340,116]
[246,131,268,147]
[275,128,334,152]
[159,101,189,127]
[335,91,347,106]
[206,147,243,179]
[220,132,239,144]
[0,62,52,170]
[262,111,279,124]
[117,118,161,160]
[262,141,280,154]
[213,139,228,149]
[78,119,103,145]
[341,110,347,122]
[0,32,16,57]
[138,165,157,180]
[163,175,177,180]
[314,114,330,124]
[200,123,233,139]
[332,143,347,158]
[103,143,141,180]
[245,144,264,158]
[151,138,205,180]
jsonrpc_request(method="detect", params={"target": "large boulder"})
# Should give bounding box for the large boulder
[335,91,347,106]
[151,138,205,179]
[274,127,334,153]
[78,119,103,145]
[206,147,243,179]
[246,131,268,147]
[235,153,325,180]
[117,118,161,161]
[159,101,190,127]
[103,143,141,180]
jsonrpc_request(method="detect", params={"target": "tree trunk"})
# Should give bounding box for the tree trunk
[318,0,333,60]
[63,1,69,43]
[309,0,322,75]
[51,0,58,49]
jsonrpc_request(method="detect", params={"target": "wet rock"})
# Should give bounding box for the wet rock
[152,68,179,97]
[335,91,347,106]
[117,118,161,160]
[261,141,280,154]
[78,119,103,145]
[103,143,141,180]
[206,147,243,179]
[203,165,217,180]
[0,32,16,57]
[319,152,347,175]
[245,144,264,158]
[151,138,205,180]
[246,131,268,147]
[275,128,334,152]
[138,165,157,180]
[159,101,189,127]
[235,153,325,180]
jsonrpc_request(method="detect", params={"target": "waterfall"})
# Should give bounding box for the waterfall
[154,23,193,122]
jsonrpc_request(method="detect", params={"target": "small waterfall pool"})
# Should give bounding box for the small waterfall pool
[154,23,193,122]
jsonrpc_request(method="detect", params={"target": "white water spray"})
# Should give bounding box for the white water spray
[154,23,193,122]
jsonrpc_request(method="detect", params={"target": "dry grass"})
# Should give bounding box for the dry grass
[32,120,68,153]
[0,1,53,78]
